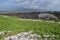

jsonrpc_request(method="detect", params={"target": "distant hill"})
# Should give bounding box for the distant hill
[0,8,46,14]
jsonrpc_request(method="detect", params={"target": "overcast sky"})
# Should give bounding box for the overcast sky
[0,0,60,11]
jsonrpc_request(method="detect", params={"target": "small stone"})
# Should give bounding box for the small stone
[43,33,50,38]
[0,31,4,35]
[52,34,56,38]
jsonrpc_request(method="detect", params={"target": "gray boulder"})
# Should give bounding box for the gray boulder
[38,13,58,20]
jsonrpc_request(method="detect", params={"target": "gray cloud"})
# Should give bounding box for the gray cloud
[0,0,60,11]
[46,0,60,11]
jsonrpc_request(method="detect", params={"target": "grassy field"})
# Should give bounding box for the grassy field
[0,15,60,40]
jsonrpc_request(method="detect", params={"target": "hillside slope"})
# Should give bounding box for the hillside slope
[0,15,60,40]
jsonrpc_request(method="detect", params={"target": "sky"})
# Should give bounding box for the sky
[0,0,60,11]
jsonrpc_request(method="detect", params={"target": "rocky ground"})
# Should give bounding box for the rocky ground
[0,31,57,40]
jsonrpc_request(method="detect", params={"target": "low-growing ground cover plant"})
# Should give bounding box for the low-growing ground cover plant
[0,15,60,40]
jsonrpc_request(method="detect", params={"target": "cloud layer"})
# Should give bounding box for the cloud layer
[0,0,60,11]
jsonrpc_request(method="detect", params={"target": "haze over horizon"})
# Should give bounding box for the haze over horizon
[0,0,60,11]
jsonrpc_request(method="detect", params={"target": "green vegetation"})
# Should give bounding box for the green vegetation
[0,15,60,40]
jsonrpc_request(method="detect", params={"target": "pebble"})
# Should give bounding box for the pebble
[0,31,4,35]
